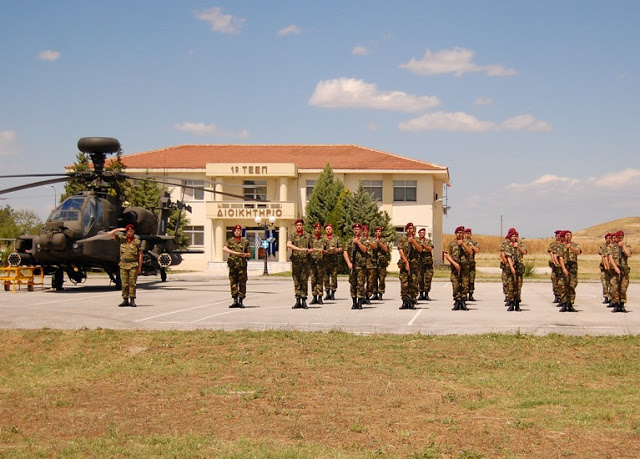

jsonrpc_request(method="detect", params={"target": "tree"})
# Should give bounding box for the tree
[60,152,90,201]
[337,184,395,242]
[0,205,42,263]
[166,208,190,249]
[127,171,162,211]
[304,163,344,233]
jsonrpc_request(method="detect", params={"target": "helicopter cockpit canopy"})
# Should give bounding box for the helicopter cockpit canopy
[81,197,103,235]
[48,197,83,222]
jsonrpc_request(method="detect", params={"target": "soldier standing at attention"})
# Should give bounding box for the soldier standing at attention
[548,230,563,304]
[502,228,528,311]
[608,230,632,313]
[287,218,312,309]
[464,228,480,301]
[222,224,251,308]
[361,224,373,304]
[397,222,423,310]
[343,223,368,309]
[108,224,142,307]
[323,223,341,301]
[309,222,328,305]
[559,230,581,312]
[444,226,473,311]
[370,226,389,300]
[599,233,613,306]
[416,228,434,301]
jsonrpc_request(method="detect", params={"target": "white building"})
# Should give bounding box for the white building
[121,144,450,273]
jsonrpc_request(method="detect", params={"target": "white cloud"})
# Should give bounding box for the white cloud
[352,45,369,56]
[278,25,302,36]
[594,169,640,188]
[173,122,248,138]
[399,112,551,133]
[309,77,441,112]
[475,97,494,105]
[0,130,19,156]
[400,47,516,77]
[507,174,580,192]
[38,50,61,62]
[195,7,245,34]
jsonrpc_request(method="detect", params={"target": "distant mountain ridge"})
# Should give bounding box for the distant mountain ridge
[573,217,640,244]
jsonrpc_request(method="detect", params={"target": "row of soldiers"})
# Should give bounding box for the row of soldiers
[443,226,480,311]
[598,230,632,313]
[547,230,581,312]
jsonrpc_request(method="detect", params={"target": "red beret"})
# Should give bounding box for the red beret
[324,223,333,229]
[404,222,414,231]
[294,218,304,225]
[418,227,426,233]
[313,222,322,228]
[554,230,562,234]
[125,224,135,231]
[506,228,517,238]
[375,226,382,231]
[616,230,624,237]
[232,224,242,231]
[362,224,369,229]
[455,226,465,233]
[464,228,472,233]
[605,232,612,238]
[352,223,362,229]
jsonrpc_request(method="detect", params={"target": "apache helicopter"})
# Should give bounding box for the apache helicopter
[0,137,254,290]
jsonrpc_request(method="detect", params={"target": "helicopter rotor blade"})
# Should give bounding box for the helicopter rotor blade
[0,176,71,195]
[137,174,258,190]
[123,175,266,202]
[0,173,70,179]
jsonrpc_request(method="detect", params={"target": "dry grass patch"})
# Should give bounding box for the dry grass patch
[1,330,640,457]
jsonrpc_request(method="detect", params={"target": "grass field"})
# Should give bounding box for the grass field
[2,329,639,458]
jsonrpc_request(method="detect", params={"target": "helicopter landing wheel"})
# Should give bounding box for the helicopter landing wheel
[160,268,167,282]
[52,268,64,290]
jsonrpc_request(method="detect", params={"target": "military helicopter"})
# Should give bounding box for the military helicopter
[0,137,254,290]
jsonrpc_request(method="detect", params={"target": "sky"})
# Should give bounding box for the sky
[1,0,639,237]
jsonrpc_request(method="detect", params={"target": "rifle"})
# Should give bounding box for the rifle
[512,246,520,303]
[351,238,357,272]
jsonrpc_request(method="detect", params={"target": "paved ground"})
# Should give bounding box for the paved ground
[1,273,637,335]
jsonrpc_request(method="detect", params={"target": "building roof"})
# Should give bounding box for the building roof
[115,144,449,174]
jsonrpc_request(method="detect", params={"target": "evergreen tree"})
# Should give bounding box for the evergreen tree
[304,163,344,233]
[60,152,90,201]
[166,208,190,249]
[127,171,162,211]
[337,184,395,241]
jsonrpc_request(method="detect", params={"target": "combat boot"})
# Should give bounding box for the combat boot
[468,292,475,302]
[567,303,577,312]
[352,297,358,309]
[619,303,628,313]
[460,299,468,311]
[238,297,245,308]
[119,298,130,307]
[418,291,425,301]
[292,298,302,309]
[357,298,364,309]
[378,293,383,300]
[324,290,331,300]
[364,295,371,305]
[229,296,238,308]
[130,298,137,308]
[559,303,567,312]
[310,295,318,305]
[317,295,323,305]
[424,290,431,301]
[399,300,408,310]
[301,298,308,309]
[452,299,460,311]
[553,295,560,304]
[514,301,521,312]
[507,301,514,311]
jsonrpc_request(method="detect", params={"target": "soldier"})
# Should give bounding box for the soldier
[323,223,341,301]
[370,226,390,300]
[499,234,511,305]
[608,230,632,313]
[599,233,613,306]
[222,224,251,308]
[108,224,142,307]
[287,218,312,309]
[343,223,368,309]
[444,226,473,310]
[558,230,581,312]
[309,222,328,305]
[361,224,373,304]
[416,228,434,301]
[464,228,480,301]
[397,222,423,309]
[548,230,563,304]
[503,228,527,311]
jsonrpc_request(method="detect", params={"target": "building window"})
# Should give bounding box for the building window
[361,180,383,201]
[244,180,267,201]
[393,180,417,202]
[306,180,316,201]
[183,180,205,201]
[184,225,204,246]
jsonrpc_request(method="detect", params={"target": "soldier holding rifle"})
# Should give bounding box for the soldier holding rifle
[444,225,473,311]
[309,222,328,305]
[343,223,368,310]
[397,222,423,310]
[503,228,527,311]
[608,230,632,313]
[322,223,341,301]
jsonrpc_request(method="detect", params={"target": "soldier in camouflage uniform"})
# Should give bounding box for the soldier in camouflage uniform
[608,230,632,313]
[464,228,480,301]
[557,230,581,312]
[309,222,328,305]
[343,223,368,309]
[361,225,373,304]
[548,230,563,304]
[287,218,312,309]
[599,233,613,306]
[444,225,473,311]
[322,223,341,301]
[223,224,251,308]
[397,222,423,310]
[109,224,142,307]
[369,226,389,300]
[502,228,527,311]
[416,228,434,301]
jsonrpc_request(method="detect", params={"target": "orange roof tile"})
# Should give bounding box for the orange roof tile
[116,144,448,173]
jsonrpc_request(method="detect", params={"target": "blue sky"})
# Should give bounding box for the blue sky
[1,1,639,237]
